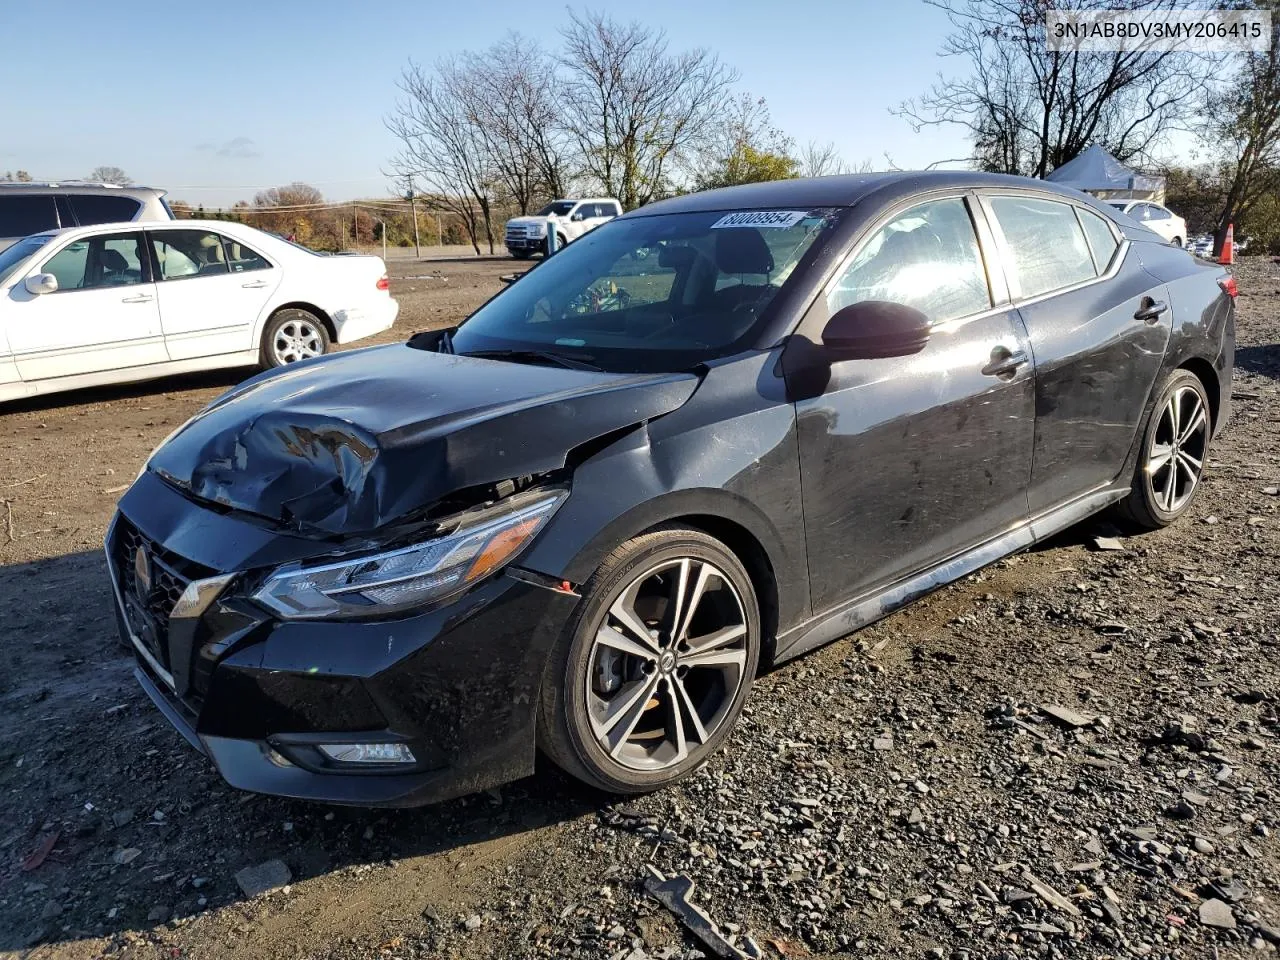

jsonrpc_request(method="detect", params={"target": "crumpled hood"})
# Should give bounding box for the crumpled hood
[148,343,699,536]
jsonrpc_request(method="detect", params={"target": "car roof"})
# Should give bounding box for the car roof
[0,181,166,197]
[632,171,1105,216]
[26,219,269,242]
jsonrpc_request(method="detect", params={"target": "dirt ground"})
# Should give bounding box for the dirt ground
[0,255,1277,960]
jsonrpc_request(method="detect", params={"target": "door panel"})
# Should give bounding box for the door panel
[1015,256,1171,512]
[0,325,18,388]
[149,229,281,360]
[794,310,1034,611]
[9,231,165,381]
[982,195,1172,514]
[790,195,1034,614]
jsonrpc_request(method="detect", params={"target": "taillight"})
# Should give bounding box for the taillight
[1218,275,1237,298]
[376,275,390,291]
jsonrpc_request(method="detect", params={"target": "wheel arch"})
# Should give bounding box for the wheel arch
[265,302,337,342]
[531,487,797,665]
[1179,355,1221,431]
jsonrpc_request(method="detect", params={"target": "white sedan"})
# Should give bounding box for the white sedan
[0,220,398,403]
[1106,200,1187,248]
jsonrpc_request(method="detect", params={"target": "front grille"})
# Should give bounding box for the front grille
[111,517,211,679]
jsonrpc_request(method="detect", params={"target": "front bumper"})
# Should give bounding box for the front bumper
[107,474,578,807]
[505,236,544,253]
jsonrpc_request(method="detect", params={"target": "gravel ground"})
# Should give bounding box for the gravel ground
[0,256,1277,960]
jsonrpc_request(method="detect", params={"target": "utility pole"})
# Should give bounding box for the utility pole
[352,203,358,250]
[406,179,421,260]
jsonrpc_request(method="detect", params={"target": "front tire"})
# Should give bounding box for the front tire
[260,308,330,369]
[1115,369,1211,529]
[538,527,760,794]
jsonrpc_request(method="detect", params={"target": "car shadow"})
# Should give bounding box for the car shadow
[2,367,254,415]
[1235,343,1280,381]
[0,548,604,952]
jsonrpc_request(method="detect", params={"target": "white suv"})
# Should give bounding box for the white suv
[504,198,622,258]
[0,182,174,252]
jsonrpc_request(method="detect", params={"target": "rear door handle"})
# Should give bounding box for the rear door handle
[241,280,268,289]
[1135,297,1168,323]
[981,346,1028,378]
[120,294,154,304]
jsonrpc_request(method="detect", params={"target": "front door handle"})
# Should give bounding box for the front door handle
[1135,297,1168,323]
[241,280,268,289]
[981,346,1029,378]
[120,294,154,304]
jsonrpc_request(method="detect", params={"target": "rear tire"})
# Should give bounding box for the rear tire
[1114,369,1211,530]
[538,527,760,794]
[259,308,330,369]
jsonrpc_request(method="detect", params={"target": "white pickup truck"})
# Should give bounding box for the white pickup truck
[504,198,623,258]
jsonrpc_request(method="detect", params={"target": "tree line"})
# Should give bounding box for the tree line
[385,10,851,254]
[899,0,1280,255]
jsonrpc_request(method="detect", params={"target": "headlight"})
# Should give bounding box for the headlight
[530,222,547,235]
[252,491,565,619]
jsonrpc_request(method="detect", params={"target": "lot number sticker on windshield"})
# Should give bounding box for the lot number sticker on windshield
[711,211,809,230]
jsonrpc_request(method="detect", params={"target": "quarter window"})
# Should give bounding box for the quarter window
[989,196,1096,298]
[42,233,147,291]
[68,194,142,226]
[829,197,991,324]
[149,229,230,280]
[1077,208,1120,273]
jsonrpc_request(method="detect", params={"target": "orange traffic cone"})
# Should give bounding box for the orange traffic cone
[1220,223,1234,265]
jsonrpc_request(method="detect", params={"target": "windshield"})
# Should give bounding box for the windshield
[0,234,52,286]
[451,207,843,373]
[537,201,576,217]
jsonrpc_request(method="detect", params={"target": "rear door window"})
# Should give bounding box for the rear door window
[988,196,1097,299]
[0,195,59,237]
[69,194,142,226]
[149,229,230,279]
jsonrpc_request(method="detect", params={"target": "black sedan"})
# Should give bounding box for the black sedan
[106,172,1234,805]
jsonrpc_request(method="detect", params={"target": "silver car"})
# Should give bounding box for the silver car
[0,182,174,252]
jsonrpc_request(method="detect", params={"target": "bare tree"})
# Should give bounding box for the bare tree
[88,165,130,185]
[1200,1,1280,254]
[898,0,1210,178]
[251,182,324,234]
[558,10,737,207]
[798,141,847,178]
[459,34,575,212]
[387,59,499,254]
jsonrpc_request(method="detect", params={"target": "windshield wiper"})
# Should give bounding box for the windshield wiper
[460,349,603,372]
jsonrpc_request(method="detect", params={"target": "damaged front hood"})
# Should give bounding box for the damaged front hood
[148,344,699,536]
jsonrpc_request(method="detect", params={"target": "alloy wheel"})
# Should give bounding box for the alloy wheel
[584,557,749,772]
[1145,385,1208,514]
[272,319,325,364]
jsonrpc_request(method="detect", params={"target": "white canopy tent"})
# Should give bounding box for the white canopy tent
[1045,145,1166,203]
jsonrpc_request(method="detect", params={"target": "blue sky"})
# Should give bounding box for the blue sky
[4,0,980,207]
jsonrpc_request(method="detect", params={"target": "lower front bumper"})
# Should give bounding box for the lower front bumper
[110,486,580,807]
[135,665,512,806]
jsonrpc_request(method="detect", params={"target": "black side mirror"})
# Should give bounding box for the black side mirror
[821,301,931,360]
